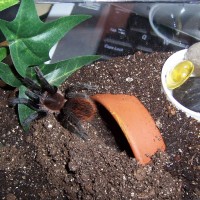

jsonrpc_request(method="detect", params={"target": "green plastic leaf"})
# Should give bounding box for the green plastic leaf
[0,0,19,11]
[0,47,8,61]
[18,85,36,131]
[0,62,22,87]
[0,0,91,76]
[35,55,100,86]
[0,48,21,87]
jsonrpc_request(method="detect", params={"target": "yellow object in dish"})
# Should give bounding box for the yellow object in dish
[166,60,194,89]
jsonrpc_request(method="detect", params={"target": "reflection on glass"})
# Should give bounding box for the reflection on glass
[149,3,200,48]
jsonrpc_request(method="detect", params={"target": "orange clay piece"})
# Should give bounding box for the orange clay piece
[92,94,166,165]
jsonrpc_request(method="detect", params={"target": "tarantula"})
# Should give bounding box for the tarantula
[9,67,97,139]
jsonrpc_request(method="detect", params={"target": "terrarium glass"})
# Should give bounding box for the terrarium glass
[31,1,200,62]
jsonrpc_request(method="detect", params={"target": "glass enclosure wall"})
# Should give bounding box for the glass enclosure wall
[43,2,200,62]
[2,2,199,61]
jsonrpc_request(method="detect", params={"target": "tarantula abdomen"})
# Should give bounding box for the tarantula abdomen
[58,95,97,140]
[62,96,96,122]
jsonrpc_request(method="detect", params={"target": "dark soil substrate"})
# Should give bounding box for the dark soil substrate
[0,52,199,200]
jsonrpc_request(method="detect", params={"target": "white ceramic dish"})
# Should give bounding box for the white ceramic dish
[161,49,200,121]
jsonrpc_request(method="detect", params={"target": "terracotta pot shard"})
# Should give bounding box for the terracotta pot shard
[91,94,166,165]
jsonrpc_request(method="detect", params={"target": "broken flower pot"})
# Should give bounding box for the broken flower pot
[161,49,200,121]
[92,94,166,165]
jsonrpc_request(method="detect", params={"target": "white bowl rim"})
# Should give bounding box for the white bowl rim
[161,49,200,121]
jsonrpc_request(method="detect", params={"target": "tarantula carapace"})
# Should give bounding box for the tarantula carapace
[9,67,97,139]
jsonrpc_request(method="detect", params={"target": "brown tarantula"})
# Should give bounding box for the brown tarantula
[9,67,97,139]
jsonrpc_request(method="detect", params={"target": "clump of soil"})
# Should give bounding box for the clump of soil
[0,52,199,199]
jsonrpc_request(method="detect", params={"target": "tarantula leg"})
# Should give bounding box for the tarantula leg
[75,83,98,90]
[22,110,47,127]
[67,83,98,93]
[22,77,42,92]
[63,112,88,140]
[25,90,40,101]
[8,98,39,110]
[66,92,89,99]
[34,66,57,94]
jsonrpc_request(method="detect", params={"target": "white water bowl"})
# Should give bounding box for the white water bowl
[161,49,200,121]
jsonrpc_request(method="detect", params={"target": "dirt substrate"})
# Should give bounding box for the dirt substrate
[0,51,199,199]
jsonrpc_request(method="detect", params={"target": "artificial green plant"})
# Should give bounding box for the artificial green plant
[0,0,100,130]
[0,0,19,11]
